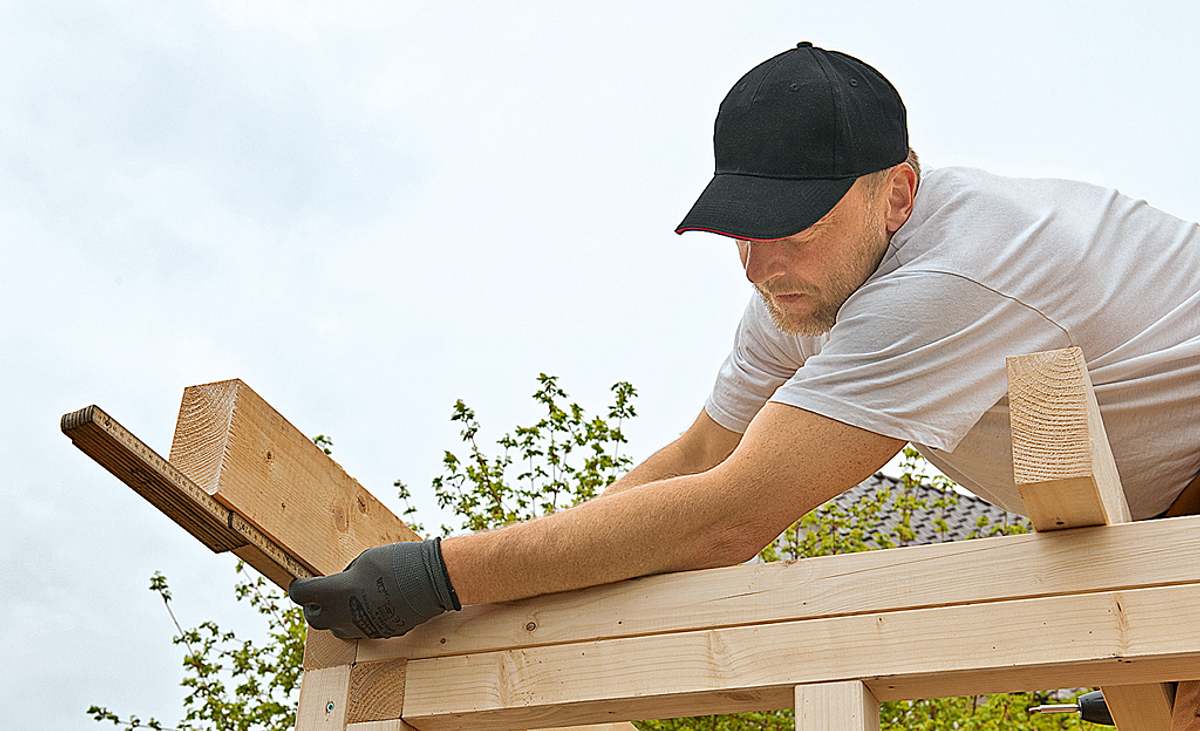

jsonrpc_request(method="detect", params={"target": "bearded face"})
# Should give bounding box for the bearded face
[741,185,891,337]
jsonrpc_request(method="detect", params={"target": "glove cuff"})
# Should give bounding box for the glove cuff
[429,536,462,611]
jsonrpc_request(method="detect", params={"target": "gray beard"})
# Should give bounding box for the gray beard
[756,220,890,337]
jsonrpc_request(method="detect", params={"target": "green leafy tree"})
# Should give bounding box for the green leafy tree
[87,565,305,731]
[90,377,1098,730]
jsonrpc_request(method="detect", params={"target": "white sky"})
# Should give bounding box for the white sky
[3,2,1199,727]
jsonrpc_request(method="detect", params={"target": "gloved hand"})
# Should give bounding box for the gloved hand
[287,537,461,639]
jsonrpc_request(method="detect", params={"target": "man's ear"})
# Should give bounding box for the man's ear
[883,163,918,235]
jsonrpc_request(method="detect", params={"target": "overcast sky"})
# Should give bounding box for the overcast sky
[4,2,1200,728]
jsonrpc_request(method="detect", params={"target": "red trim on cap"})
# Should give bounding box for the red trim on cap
[674,225,789,242]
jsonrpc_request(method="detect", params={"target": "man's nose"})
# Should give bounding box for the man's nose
[741,242,787,284]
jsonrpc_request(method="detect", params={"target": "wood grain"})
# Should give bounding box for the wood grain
[170,379,419,576]
[346,659,407,724]
[359,514,1200,663]
[1103,682,1174,730]
[1006,347,1131,529]
[60,405,311,586]
[303,630,359,672]
[296,665,352,730]
[1006,347,1174,729]
[795,682,879,731]
[398,582,1200,730]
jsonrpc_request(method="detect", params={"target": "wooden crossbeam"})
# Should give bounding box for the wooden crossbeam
[395,582,1200,729]
[357,513,1200,663]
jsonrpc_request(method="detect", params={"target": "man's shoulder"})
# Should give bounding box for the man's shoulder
[916,165,1112,205]
[899,165,1094,245]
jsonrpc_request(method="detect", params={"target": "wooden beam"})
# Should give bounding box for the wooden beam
[169,379,419,576]
[297,665,352,731]
[304,630,359,672]
[396,582,1200,730]
[1103,683,1174,730]
[1006,346,1131,530]
[358,514,1200,663]
[347,659,408,724]
[60,405,311,586]
[1006,347,1174,729]
[795,682,878,731]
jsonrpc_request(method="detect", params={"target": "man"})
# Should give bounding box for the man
[288,43,1200,641]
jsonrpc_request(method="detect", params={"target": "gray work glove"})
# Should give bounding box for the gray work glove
[287,537,461,639]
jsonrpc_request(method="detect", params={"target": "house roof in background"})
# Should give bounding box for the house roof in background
[795,472,1031,549]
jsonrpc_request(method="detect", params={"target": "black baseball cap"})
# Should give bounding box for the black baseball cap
[675,42,908,241]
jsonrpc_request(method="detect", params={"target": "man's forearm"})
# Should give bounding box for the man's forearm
[439,469,755,605]
[600,439,697,497]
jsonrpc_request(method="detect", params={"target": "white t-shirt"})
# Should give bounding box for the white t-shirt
[706,165,1200,520]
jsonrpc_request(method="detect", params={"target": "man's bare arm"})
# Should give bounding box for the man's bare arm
[600,408,742,498]
[440,403,905,605]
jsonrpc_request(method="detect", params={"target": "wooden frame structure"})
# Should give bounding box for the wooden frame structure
[62,347,1200,730]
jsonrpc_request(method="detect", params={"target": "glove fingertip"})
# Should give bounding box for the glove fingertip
[302,604,330,630]
[288,576,320,604]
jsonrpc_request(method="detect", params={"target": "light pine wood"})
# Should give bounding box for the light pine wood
[60,404,311,586]
[358,514,1200,663]
[1173,681,1200,730]
[296,665,352,730]
[1103,683,1174,730]
[231,543,295,589]
[795,682,879,731]
[346,722,418,731]
[169,379,419,576]
[1006,346,1131,530]
[346,659,407,724]
[532,720,643,724]
[304,630,359,671]
[398,582,1200,730]
[1006,347,1175,730]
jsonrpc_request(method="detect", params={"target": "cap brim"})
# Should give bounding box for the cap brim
[675,173,857,241]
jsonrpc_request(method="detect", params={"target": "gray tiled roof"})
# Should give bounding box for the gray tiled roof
[780,472,1031,552]
[841,472,1026,544]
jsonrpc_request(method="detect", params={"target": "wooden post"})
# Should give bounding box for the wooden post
[1103,683,1175,730]
[795,681,879,731]
[1007,346,1173,730]
[1006,346,1130,530]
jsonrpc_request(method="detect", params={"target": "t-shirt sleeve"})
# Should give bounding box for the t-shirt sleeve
[704,294,805,433]
[767,270,1072,452]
